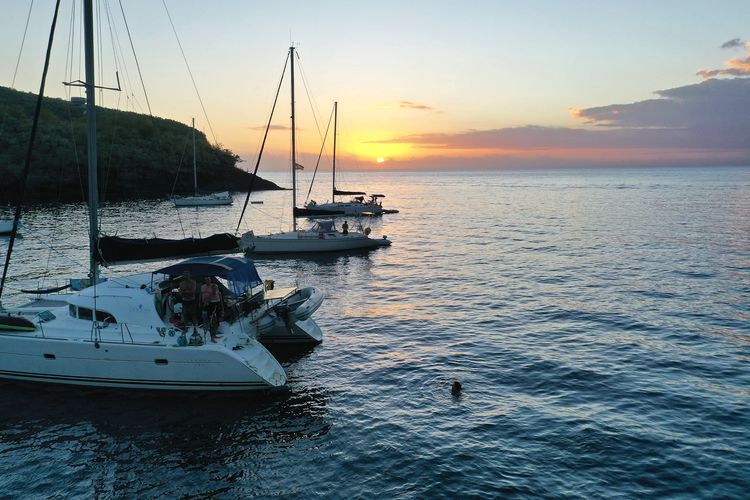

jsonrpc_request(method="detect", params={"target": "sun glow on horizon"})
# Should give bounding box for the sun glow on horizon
[376,157,385,163]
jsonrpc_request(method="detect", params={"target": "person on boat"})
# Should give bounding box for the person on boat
[200,276,212,312]
[200,277,223,343]
[178,272,198,325]
[342,220,349,235]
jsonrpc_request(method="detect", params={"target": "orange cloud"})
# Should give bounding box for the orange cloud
[247,124,290,131]
[697,40,750,79]
[398,100,434,111]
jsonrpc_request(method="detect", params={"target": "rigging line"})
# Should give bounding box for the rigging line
[305,105,334,203]
[169,127,192,198]
[61,0,85,205]
[96,0,104,104]
[117,0,153,117]
[161,0,218,146]
[10,0,35,88]
[99,1,122,202]
[234,51,290,234]
[0,0,35,139]
[105,0,138,108]
[296,56,329,151]
[0,0,62,301]
[63,0,76,100]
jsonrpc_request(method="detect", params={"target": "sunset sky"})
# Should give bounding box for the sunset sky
[2,0,749,170]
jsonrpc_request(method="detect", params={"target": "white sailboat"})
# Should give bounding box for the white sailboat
[301,102,385,217]
[172,118,232,207]
[239,47,392,254]
[0,2,324,392]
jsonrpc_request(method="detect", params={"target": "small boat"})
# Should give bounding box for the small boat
[173,191,233,207]
[0,219,13,235]
[172,118,233,207]
[238,48,392,254]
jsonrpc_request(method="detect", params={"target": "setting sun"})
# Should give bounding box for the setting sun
[376,157,385,163]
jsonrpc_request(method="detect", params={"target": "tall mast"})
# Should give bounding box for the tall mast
[290,46,297,231]
[84,0,99,282]
[332,101,337,202]
[192,117,197,196]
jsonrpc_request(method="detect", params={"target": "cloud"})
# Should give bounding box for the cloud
[366,78,750,166]
[360,41,750,169]
[697,39,750,78]
[248,124,290,131]
[571,78,750,151]
[721,38,744,49]
[398,100,433,111]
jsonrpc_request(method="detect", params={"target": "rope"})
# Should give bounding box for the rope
[162,0,218,146]
[235,51,290,234]
[0,0,62,301]
[304,105,334,203]
[118,0,153,117]
[0,1,35,141]
[10,0,35,88]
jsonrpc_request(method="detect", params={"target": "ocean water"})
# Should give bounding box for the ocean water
[0,166,749,498]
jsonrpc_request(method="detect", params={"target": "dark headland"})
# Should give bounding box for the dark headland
[0,86,281,204]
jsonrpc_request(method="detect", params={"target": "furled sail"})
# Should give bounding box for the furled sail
[333,188,367,196]
[97,233,239,265]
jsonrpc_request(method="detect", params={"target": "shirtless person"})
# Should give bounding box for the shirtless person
[200,277,223,343]
[178,272,198,325]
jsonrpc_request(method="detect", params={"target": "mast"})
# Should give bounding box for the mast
[84,0,99,282]
[332,101,337,202]
[290,46,297,231]
[192,117,197,196]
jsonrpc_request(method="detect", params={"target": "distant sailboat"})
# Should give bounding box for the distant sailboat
[172,118,233,207]
[298,102,385,217]
[239,47,391,254]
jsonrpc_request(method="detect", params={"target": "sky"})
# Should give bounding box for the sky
[2,0,749,171]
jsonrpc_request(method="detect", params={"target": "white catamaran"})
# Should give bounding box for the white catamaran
[0,2,324,392]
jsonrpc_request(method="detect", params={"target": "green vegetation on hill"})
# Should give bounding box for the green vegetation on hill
[0,86,280,203]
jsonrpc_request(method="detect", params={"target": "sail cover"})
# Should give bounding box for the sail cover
[294,206,344,217]
[154,256,262,296]
[97,233,239,264]
[334,188,366,196]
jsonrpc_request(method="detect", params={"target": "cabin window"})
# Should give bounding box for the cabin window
[96,310,117,323]
[74,307,117,323]
[69,305,77,318]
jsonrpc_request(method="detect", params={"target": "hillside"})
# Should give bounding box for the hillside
[0,86,280,203]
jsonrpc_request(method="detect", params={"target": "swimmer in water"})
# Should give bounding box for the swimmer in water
[451,381,462,395]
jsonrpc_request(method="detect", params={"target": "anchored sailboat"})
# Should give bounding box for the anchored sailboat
[299,102,392,217]
[172,118,233,207]
[0,2,324,391]
[239,47,391,254]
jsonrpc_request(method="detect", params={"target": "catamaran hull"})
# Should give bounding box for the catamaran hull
[0,334,286,391]
[260,317,323,345]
